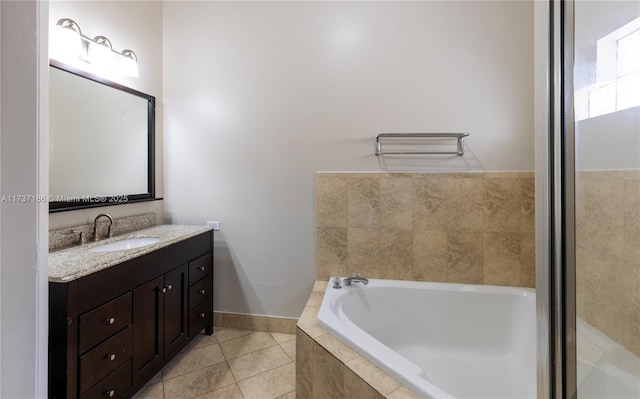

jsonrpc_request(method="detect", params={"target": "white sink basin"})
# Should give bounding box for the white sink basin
[88,237,162,253]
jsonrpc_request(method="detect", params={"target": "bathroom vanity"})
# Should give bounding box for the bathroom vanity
[48,225,213,399]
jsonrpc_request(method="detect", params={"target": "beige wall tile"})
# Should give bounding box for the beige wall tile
[296,329,314,399]
[520,177,535,232]
[345,357,400,396]
[268,317,297,334]
[317,228,348,280]
[447,231,483,284]
[348,178,380,228]
[347,228,380,277]
[447,175,484,232]
[412,176,448,230]
[344,367,385,399]
[386,386,420,399]
[317,175,348,228]
[315,334,358,363]
[223,313,269,332]
[412,229,448,282]
[483,177,521,233]
[376,229,413,280]
[297,306,327,339]
[483,232,521,287]
[380,177,413,229]
[312,345,345,399]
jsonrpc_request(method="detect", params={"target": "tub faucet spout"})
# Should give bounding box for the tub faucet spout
[344,272,368,286]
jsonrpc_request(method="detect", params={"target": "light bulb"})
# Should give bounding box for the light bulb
[88,36,114,69]
[52,19,82,62]
[118,50,139,77]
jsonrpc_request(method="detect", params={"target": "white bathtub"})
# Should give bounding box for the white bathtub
[317,278,536,399]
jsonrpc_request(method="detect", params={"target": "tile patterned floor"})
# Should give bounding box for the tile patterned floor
[132,328,296,399]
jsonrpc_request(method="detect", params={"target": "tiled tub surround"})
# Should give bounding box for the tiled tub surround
[316,172,535,287]
[297,281,419,399]
[316,279,536,398]
[576,170,640,356]
[49,212,157,251]
[48,224,212,282]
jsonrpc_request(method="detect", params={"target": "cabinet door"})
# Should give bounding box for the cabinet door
[132,277,164,383]
[163,264,187,357]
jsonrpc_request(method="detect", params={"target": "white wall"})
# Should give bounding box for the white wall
[48,1,164,229]
[163,1,534,318]
[0,1,49,397]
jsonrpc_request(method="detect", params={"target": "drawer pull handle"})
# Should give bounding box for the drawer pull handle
[106,353,116,361]
[105,389,115,397]
[106,317,115,325]
[167,284,173,290]
[161,287,167,293]
[197,266,206,271]
[199,313,206,318]
[199,289,206,295]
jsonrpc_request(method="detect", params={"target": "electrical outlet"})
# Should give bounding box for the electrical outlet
[207,221,220,231]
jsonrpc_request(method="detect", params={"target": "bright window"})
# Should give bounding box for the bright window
[576,18,640,120]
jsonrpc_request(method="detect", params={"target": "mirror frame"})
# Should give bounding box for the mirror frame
[49,60,157,212]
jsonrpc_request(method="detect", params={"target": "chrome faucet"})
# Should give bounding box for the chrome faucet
[93,214,114,242]
[343,272,368,286]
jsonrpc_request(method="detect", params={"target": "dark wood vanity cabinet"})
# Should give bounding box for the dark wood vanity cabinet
[49,231,213,399]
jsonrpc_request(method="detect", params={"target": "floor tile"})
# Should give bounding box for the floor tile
[238,363,296,399]
[162,343,226,380]
[193,383,244,399]
[187,332,219,351]
[270,332,296,344]
[228,345,292,381]
[280,340,296,363]
[163,362,236,399]
[214,327,254,343]
[219,331,278,360]
[275,391,296,399]
[132,382,164,399]
[144,370,163,386]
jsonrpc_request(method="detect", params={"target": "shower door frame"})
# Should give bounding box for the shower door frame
[537,0,577,398]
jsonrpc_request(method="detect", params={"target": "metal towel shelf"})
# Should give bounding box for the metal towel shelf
[374,133,470,157]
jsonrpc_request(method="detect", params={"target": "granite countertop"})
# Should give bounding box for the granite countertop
[48,225,213,283]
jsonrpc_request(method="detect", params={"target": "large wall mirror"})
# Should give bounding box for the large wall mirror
[49,60,156,212]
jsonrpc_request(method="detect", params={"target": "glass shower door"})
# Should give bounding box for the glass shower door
[573,1,640,397]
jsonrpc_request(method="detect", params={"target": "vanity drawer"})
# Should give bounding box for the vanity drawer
[79,292,132,354]
[189,298,212,338]
[79,326,132,394]
[189,273,212,311]
[188,252,212,285]
[80,359,132,399]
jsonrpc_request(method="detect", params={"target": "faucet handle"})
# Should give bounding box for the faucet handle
[332,277,342,289]
[72,230,85,245]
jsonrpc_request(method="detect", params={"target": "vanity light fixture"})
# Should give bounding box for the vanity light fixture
[52,18,139,78]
